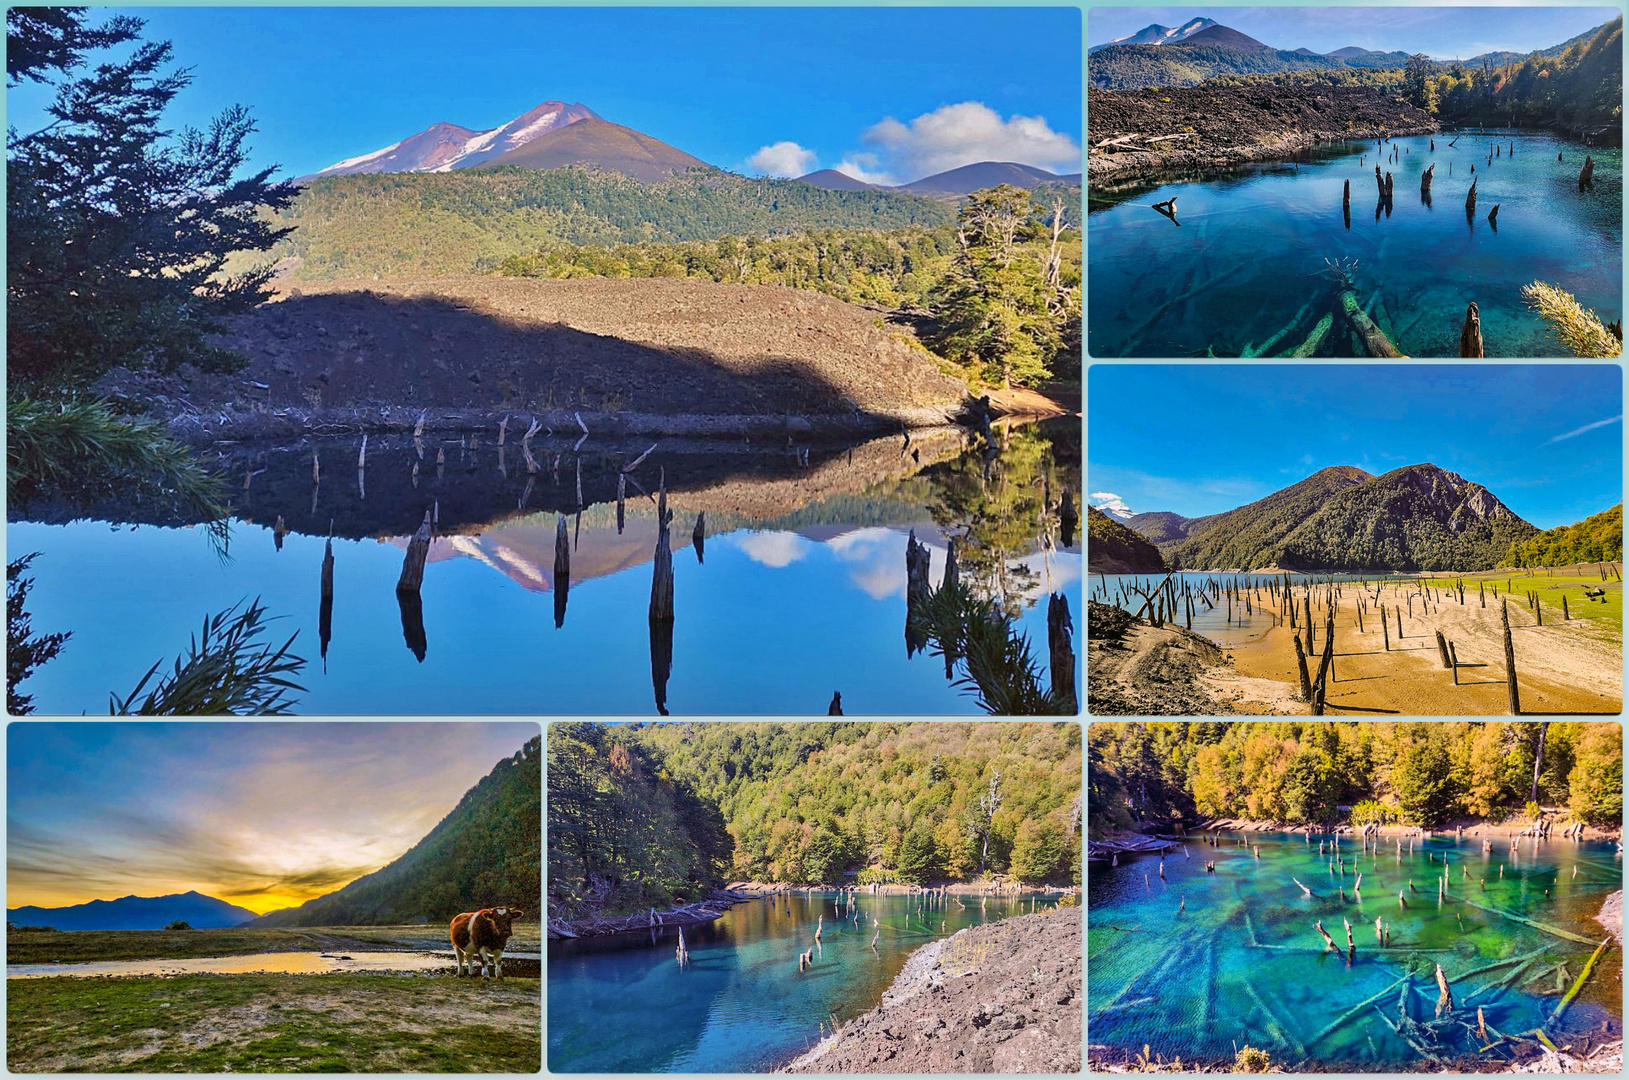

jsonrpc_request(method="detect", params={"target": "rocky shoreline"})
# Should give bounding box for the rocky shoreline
[545,888,754,940]
[1088,85,1439,182]
[782,909,1081,1073]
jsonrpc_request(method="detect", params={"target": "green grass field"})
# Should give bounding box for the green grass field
[6,973,540,1073]
[1413,569,1623,640]
[5,924,541,965]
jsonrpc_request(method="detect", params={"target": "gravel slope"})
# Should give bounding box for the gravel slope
[782,909,1081,1073]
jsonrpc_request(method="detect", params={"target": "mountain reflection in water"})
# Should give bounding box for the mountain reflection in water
[8,420,1080,714]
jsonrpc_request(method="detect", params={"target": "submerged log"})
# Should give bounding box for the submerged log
[1460,301,1484,357]
[1282,312,1334,358]
[1550,937,1613,1024]
[1435,963,1454,1016]
[1339,291,1406,357]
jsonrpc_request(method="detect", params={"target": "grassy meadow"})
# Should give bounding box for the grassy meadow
[6,973,541,1073]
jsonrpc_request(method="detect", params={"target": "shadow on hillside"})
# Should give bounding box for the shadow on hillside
[159,290,954,421]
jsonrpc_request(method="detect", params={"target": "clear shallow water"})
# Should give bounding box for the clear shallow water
[5,950,456,978]
[1090,572,1377,647]
[547,890,1065,1072]
[8,424,1079,714]
[1088,130,1622,357]
[1087,831,1623,1069]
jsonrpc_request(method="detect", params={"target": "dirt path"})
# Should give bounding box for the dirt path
[1088,619,1260,715]
[782,909,1080,1073]
[1227,584,1621,715]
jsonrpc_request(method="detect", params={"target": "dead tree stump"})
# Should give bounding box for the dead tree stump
[1460,301,1484,357]
[396,510,433,592]
[1502,599,1521,715]
[1048,592,1077,711]
[1435,629,1451,668]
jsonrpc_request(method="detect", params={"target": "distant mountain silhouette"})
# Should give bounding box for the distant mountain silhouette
[6,891,260,931]
[249,735,539,927]
[1089,17,1217,53]
[1182,24,1270,49]
[898,161,1079,197]
[480,118,711,182]
[796,168,879,191]
[306,101,599,180]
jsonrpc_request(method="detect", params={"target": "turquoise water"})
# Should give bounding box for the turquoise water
[1088,129,1622,357]
[1087,830,1623,1069]
[547,890,1064,1072]
[1090,571,1377,646]
[7,425,1079,714]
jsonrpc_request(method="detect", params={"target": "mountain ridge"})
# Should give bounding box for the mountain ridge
[6,890,261,931]
[307,101,599,180]
[1146,464,1538,572]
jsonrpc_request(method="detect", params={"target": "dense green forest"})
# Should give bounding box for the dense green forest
[1201,19,1622,136]
[1087,506,1166,572]
[252,736,541,925]
[499,184,1082,387]
[1089,722,1622,835]
[1505,504,1624,566]
[1161,465,1538,572]
[1089,42,1347,89]
[262,167,955,279]
[548,722,1081,917]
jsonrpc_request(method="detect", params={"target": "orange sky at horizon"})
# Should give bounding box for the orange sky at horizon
[7,722,537,916]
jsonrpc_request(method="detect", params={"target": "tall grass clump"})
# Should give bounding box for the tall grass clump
[909,580,1073,715]
[7,396,224,511]
[111,598,306,714]
[1521,281,1623,358]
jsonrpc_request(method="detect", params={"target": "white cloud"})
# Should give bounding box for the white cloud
[831,153,898,187]
[1091,491,1133,517]
[735,531,809,568]
[747,141,818,178]
[859,102,1080,181]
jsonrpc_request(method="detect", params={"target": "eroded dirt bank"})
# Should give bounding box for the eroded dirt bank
[1088,86,1439,182]
[782,909,1081,1073]
[99,277,974,441]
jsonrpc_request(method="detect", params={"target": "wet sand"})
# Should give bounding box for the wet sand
[1224,580,1620,715]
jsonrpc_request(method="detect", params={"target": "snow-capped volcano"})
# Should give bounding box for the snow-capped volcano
[1089,17,1217,52]
[309,101,599,178]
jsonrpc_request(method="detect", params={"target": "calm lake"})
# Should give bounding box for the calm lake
[1093,572,1389,647]
[1088,830,1623,1069]
[548,890,1068,1072]
[1088,129,1622,357]
[8,421,1079,714]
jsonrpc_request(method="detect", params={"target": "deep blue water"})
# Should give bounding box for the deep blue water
[1088,130,1622,357]
[548,890,1066,1072]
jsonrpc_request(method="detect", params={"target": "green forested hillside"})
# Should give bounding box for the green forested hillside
[1165,466,1372,569]
[250,736,540,926]
[1278,465,1539,571]
[545,723,1081,917]
[267,167,955,279]
[1505,504,1624,566]
[1087,506,1167,572]
[1124,510,1201,545]
[1088,42,1344,89]
[1089,721,1622,832]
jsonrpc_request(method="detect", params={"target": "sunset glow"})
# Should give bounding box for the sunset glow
[7,722,537,915]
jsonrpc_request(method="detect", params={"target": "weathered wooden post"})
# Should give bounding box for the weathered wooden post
[1381,603,1389,650]
[1460,301,1484,357]
[1449,641,1461,684]
[1315,920,1336,950]
[1488,204,1500,226]
[1466,177,1478,213]
[396,587,427,663]
[1048,592,1076,711]
[1579,154,1596,188]
[1562,595,1569,620]
[319,533,334,669]
[693,511,707,564]
[1435,963,1454,1016]
[1502,599,1520,715]
[1292,635,1313,702]
[1435,629,1451,668]
[1343,178,1351,211]
[553,515,571,629]
[397,510,433,591]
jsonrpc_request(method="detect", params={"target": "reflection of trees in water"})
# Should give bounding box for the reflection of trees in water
[921,422,1081,619]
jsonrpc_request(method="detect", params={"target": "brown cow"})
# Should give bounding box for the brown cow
[450,906,523,978]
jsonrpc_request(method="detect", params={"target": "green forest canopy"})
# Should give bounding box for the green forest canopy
[1505,504,1623,567]
[547,722,1082,917]
[1090,722,1622,835]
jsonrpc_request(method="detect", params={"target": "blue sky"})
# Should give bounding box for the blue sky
[5,6,1082,185]
[1088,5,1619,58]
[1087,366,1623,529]
[7,722,537,913]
